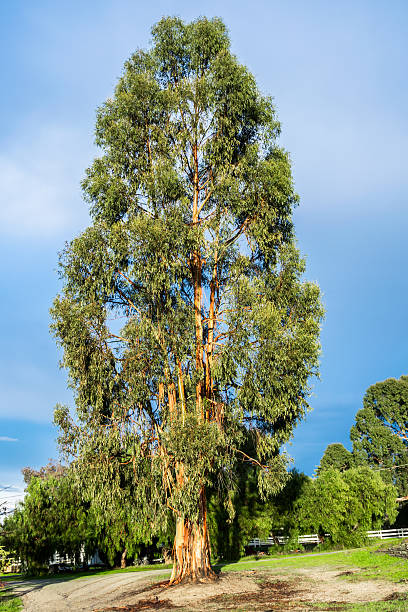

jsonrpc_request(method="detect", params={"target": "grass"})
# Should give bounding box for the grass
[216,539,408,583]
[348,601,408,611]
[303,603,408,611]
[0,588,23,612]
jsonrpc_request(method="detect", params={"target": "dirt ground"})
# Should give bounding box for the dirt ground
[9,564,408,611]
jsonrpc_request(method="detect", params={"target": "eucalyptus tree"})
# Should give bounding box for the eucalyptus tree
[52,17,322,582]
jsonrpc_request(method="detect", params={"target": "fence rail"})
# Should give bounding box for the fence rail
[248,528,408,548]
[367,528,408,539]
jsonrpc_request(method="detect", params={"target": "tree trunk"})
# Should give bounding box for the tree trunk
[169,488,216,584]
[120,548,127,569]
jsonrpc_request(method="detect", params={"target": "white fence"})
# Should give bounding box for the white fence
[367,528,408,539]
[248,534,320,547]
[50,548,102,566]
[248,528,408,548]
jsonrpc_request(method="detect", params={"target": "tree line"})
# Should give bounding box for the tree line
[2,375,406,570]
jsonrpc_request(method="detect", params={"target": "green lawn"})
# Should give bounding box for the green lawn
[304,603,408,611]
[0,589,23,612]
[348,601,408,611]
[218,539,408,583]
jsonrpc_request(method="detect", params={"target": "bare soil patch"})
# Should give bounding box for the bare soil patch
[101,568,408,611]
[99,573,262,610]
[99,599,176,611]
[291,567,408,604]
[15,563,408,611]
[94,567,408,611]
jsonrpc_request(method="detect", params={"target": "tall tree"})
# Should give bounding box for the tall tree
[52,16,322,582]
[350,376,408,495]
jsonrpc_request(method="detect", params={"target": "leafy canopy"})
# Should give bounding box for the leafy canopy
[1,468,90,569]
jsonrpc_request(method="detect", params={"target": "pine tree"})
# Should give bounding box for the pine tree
[52,16,323,582]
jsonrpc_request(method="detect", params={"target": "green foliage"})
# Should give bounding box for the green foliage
[350,375,408,495]
[1,468,92,571]
[316,443,353,475]
[51,16,322,545]
[295,467,398,546]
[1,462,170,570]
[0,591,23,612]
[208,468,309,559]
[208,467,273,560]
[0,546,10,572]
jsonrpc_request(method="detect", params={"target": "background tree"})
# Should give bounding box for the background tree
[316,443,353,475]
[21,459,67,484]
[0,545,11,572]
[1,462,164,571]
[52,16,322,582]
[1,466,91,572]
[295,467,397,547]
[350,376,408,495]
[208,467,308,559]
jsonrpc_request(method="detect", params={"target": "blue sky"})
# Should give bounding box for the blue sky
[1,0,407,505]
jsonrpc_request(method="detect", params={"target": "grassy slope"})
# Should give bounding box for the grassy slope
[219,539,408,583]
[221,540,408,611]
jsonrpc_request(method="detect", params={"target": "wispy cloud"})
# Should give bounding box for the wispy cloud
[0,436,18,442]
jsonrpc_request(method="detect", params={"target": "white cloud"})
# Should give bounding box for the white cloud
[0,124,91,239]
[0,437,18,442]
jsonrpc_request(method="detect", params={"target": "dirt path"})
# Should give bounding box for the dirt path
[10,570,171,611]
[8,564,408,611]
